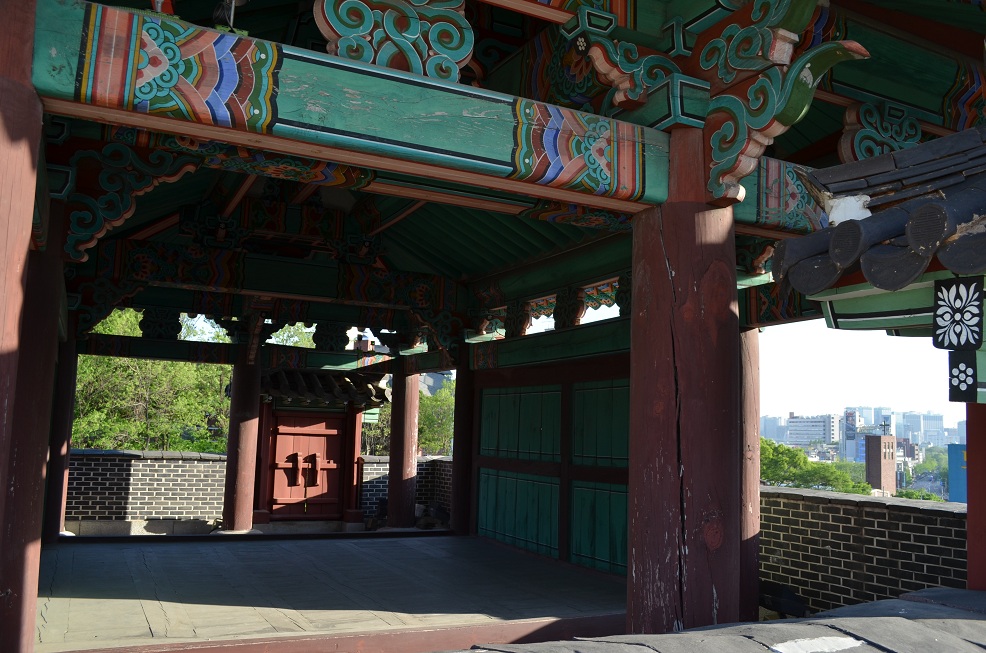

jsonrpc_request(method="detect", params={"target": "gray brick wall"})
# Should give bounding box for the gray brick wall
[760,486,967,613]
[359,456,452,516]
[67,452,453,523]
[67,450,227,521]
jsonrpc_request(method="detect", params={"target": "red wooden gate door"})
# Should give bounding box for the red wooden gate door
[268,414,346,519]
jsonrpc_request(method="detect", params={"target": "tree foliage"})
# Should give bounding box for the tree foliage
[419,381,455,455]
[895,488,945,502]
[73,309,231,453]
[761,438,871,495]
[361,402,391,456]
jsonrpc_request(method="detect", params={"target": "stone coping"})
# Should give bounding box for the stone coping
[359,455,452,463]
[761,485,967,515]
[70,449,227,461]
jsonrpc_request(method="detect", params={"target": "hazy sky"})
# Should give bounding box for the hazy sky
[759,319,967,428]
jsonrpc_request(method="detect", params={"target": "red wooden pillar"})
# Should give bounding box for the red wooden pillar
[967,403,986,589]
[221,348,262,532]
[627,127,740,633]
[0,0,42,579]
[0,209,63,653]
[43,329,79,542]
[451,347,475,535]
[388,371,419,528]
[739,327,761,622]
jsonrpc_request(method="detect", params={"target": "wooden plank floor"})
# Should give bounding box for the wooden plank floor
[35,535,626,652]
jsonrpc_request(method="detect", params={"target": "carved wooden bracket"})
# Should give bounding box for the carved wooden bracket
[704,40,869,204]
[314,0,475,82]
[839,102,922,163]
[57,143,199,262]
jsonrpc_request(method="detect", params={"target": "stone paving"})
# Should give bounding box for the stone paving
[35,535,626,652]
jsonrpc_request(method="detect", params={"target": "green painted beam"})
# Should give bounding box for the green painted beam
[470,318,630,370]
[34,0,669,210]
[809,271,953,331]
[469,235,630,308]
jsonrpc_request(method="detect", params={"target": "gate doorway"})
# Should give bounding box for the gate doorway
[267,413,349,520]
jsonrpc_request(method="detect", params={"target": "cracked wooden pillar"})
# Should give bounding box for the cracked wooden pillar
[388,370,419,528]
[739,327,761,622]
[451,344,476,535]
[221,345,262,532]
[43,326,79,543]
[967,403,986,589]
[627,127,741,633]
[0,2,42,640]
[0,206,63,653]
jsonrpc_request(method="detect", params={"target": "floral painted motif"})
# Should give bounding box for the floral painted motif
[934,278,983,350]
[510,99,644,201]
[78,4,279,132]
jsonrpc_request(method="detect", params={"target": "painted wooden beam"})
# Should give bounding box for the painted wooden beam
[34,0,669,212]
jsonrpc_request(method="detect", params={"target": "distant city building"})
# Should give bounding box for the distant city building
[787,414,839,447]
[841,409,861,462]
[959,420,968,444]
[874,407,893,428]
[866,434,897,496]
[760,416,787,444]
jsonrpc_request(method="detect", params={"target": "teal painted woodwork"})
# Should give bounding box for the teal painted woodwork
[480,386,562,461]
[809,271,956,331]
[572,379,629,468]
[472,318,631,370]
[477,469,559,557]
[33,0,670,208]
[570,481,627,573]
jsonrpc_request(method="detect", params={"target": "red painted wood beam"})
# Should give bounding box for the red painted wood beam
[627,127,740,633]
[0,15,42,648]
[0,203,63,653]
[388,372,420,528]
[42,328,78,542]
[968,402,986,590]
[739,328,761,622]
[221,346,262,532]
[451,348,475,535]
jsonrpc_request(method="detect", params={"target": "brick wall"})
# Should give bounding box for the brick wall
[359,456,452,516]
[68,452,453,523]
[67,450,227,521]
[760,486,967,613]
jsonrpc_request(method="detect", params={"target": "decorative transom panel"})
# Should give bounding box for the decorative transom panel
[934,277,983,350]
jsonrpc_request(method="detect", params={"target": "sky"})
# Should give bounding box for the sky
[759,319,967,428]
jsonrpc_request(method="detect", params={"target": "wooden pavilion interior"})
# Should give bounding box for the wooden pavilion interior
[6,0,986,651]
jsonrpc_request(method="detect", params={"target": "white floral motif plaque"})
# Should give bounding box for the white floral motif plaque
[934,277,983,350]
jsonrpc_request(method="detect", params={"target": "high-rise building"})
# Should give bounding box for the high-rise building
[760,416,787,443]
[842,409,860,461]
[787,414,839,447]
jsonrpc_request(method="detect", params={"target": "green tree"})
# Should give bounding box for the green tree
[760,438,871,495]
[361,402,391,455]
[73,309,231,453]
[831,461,866,484]
[267,322,315,348]
[419,381,455,455]
[895,488,945,502]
